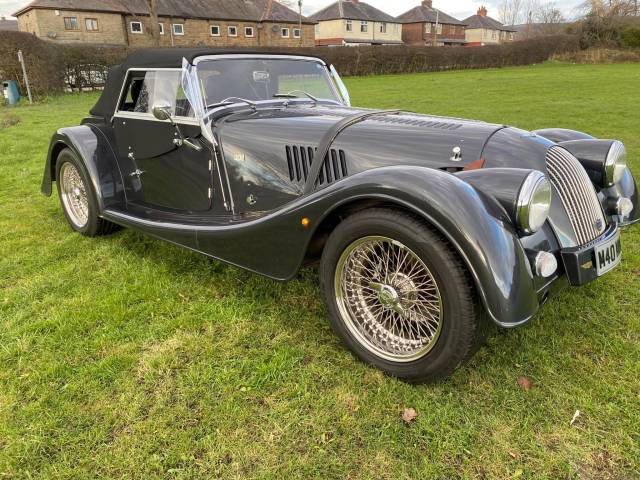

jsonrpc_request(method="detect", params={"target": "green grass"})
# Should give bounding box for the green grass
[1,63,639,479]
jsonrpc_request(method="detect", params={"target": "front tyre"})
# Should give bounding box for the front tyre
[55,148,119,237]
[319,209,480,383]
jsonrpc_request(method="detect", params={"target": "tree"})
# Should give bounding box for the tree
[499,0,525,26]
[536,2,566,34]
[146,0,160,46]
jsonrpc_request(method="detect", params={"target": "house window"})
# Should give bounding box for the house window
[436,23,442,34]
[172,24,184,35]
[281,27,289,38]
[393,23,399,33]
[379,22,387,34]
[315,24,320,34]
[63,17,78,30]
[345,19,352,32]
[158,23,164,35]
[293,28,301,38]
[245,26,254,37]
[210,25,220,36]
[360,21,368,33]
[130,21,143,34]
[228,26,237,36]
[492,30,497,40]
[85,18,98,31]
[425,23,431,34]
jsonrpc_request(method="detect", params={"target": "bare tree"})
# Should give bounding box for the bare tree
[146,0,160,46]
[536,2,566,34]
[579,0,639,16]
[499,0,525,26]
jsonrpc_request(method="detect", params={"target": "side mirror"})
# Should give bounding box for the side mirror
[152,102,173,122]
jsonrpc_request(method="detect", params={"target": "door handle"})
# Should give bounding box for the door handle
[173,137,203,152]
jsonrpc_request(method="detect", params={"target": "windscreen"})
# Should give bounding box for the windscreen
[196,58,340,107]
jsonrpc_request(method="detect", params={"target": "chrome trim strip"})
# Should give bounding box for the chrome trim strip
[192,54,327,65]
[113,111,200,126]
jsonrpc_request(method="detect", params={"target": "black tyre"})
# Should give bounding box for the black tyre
[319,208,481,383]
[55,148,119,237]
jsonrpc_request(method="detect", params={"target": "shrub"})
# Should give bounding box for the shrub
[0,31,63,97]
[620,26,640,47]
[296,35,580,76]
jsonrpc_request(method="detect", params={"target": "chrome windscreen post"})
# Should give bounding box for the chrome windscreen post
[330,64,351,107]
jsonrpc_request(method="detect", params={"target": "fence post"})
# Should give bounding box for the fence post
[17,50,33,104]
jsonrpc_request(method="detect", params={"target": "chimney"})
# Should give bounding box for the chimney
[422,0,433,7]
[350,0,359,3]
[477,6,488,16]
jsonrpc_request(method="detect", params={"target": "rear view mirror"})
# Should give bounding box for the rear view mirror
[152,102,173,122]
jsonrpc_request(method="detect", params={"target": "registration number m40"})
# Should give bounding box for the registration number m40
[595,231,622,276]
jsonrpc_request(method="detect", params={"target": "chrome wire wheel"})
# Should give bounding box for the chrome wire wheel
[334,236,444,362]
[59,162,89,228]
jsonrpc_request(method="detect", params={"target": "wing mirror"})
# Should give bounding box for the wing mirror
[152,102,173,122]
[151,102,202,152]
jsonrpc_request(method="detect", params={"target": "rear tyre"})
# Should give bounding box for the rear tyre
[319,208,480,383]
[55,148,119,237]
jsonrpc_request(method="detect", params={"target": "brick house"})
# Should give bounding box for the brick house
[463,6,516,46]
[13,0,316,48]
[397,1,466,47]
[310,0,403,47]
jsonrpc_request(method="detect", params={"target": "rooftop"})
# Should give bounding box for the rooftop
[463,6,516,32]
[309,0,396,23]
[0,16,19,31]
[397,3,465,26]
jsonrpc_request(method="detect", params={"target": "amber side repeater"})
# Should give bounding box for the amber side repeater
[463,158,485,171]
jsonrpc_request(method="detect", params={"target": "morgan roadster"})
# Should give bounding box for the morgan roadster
[42,49,639,382]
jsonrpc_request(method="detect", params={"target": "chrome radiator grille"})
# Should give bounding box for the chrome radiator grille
[546,146,606,245]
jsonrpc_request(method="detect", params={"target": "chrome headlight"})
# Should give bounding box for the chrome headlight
[604,141,627,186]
[517,171,552,234]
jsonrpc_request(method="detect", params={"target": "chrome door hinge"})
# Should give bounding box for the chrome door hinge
[129,169,145,178]
[208,160,213,171]
[208,188,212,199]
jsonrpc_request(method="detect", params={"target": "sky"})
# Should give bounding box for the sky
[0,0,585,21]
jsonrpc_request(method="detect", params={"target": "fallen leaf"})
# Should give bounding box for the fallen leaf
[402,408,417,424]
[570,409,581,426]
[508,451,518,459]
[517,376,532,391]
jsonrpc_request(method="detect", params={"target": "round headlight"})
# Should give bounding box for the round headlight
[517,171,552,234]
[604,141,627,186]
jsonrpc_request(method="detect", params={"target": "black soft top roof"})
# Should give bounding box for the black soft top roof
[90,48,325,120]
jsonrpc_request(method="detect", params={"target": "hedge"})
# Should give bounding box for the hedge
[0,32,580,99]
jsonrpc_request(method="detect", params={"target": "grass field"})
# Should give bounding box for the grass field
[1,62,639,479]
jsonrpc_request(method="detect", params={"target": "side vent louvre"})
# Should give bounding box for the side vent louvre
[286,146,348,185]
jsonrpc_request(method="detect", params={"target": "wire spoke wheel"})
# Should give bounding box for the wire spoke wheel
[59,162,89,228]
[335,236,443,362]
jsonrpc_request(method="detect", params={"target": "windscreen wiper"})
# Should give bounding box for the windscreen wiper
[273,90,319,103]
[207,97,257,110]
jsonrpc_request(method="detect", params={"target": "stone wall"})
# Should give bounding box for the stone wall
[16,9,315,48]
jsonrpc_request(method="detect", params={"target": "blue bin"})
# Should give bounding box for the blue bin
[2,80,20,106]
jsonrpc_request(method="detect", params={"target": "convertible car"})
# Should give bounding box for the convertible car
[42,49,638,382]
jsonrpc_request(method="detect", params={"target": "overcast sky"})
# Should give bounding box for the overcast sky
[0,0,584,21]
